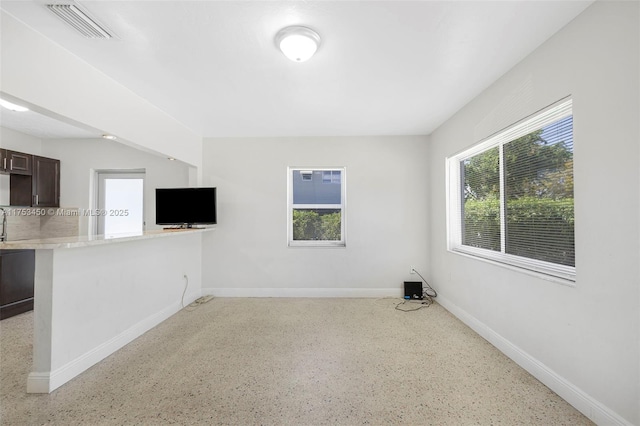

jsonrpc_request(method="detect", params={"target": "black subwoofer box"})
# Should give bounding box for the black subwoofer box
[404,281,423,300]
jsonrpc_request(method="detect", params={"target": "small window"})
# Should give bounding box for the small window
[322,170,341,184]
[288,167,346,247]
[447,98,575,282]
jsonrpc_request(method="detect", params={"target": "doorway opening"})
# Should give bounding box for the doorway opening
[94,170,145,237]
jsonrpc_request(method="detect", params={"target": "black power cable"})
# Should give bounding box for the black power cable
[395,299,430,312]
[413,269,437,299]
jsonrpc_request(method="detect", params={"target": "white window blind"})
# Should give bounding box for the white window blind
[448,98,575,282]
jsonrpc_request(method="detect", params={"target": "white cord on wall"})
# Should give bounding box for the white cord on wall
[181,274,189,308]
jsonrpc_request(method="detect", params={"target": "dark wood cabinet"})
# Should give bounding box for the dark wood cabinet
[9,174,33,206]
[0,149,32,175]
[0,250,35,320]
[6,151,32,175]
[0,149,6,174]
[32,156,60,207]
[8,155,60,207]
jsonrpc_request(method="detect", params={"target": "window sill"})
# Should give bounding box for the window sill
[288,241,346,248]
[448,247,576,287]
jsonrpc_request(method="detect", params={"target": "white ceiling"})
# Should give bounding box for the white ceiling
[0,0,592,139]
[0,108,101,139]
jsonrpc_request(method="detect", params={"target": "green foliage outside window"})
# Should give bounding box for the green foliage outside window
[464,197,574,265]
[462,197,501,252]
[463,124,575,267]
[292,209,341,241]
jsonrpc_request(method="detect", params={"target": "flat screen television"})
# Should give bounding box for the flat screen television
[155,187,217,227]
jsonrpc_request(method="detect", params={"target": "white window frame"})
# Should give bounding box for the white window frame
[288,167,346,248]
[446,97,575,283]
[94,169,146,237]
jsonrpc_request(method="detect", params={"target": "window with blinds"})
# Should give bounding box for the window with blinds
[448,98,575,282]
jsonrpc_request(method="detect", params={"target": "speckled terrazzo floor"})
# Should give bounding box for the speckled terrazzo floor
[1,298,592,425]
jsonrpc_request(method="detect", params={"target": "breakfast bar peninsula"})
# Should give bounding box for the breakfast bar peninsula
[0,228,211,393]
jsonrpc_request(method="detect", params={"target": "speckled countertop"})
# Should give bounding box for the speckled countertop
[0,227,214,250]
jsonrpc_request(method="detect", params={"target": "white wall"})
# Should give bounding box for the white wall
[0,126,43,154]
[201,136,429,296]
[0,11,202,171]
[42,139,190,235]
[427,2,639,425]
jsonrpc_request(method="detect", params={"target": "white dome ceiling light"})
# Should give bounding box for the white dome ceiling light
[275,26,321,62]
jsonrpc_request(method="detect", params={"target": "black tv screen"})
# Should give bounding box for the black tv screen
[155,187,217,226]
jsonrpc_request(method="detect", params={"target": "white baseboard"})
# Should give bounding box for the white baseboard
[436,295,632,426]
[202,287,402,298]
[27,292,200,394]
[25,372,50,393]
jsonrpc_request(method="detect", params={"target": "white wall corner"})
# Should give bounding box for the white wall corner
[26,297,196,394]
[436,296,635,426]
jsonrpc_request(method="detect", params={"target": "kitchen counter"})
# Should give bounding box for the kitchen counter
[0,227,213,249]
[23,227,208,393]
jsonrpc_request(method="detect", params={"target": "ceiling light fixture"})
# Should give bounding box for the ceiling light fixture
[102,134,117,140]
[0,98,29,112]
[275,26,321,62]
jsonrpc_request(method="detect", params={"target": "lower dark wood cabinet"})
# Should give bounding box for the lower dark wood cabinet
[0,250,35,320]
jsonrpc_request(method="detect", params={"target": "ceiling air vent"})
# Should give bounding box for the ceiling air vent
[46,4,114,39]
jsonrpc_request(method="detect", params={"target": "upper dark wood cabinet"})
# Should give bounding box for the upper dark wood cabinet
[5,150,32,175]
[9,174,32,206]
[0,149,6,174]
[0,149,32,175]
[32,156,60,207]
[4,151,61,207]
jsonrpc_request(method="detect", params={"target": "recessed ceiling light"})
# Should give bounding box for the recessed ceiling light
[275,26,321,62]
[0,98,29,112]
[168,157,176,161]
[102,134,117,140]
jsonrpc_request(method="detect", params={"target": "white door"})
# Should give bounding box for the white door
[96,171,145,237]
